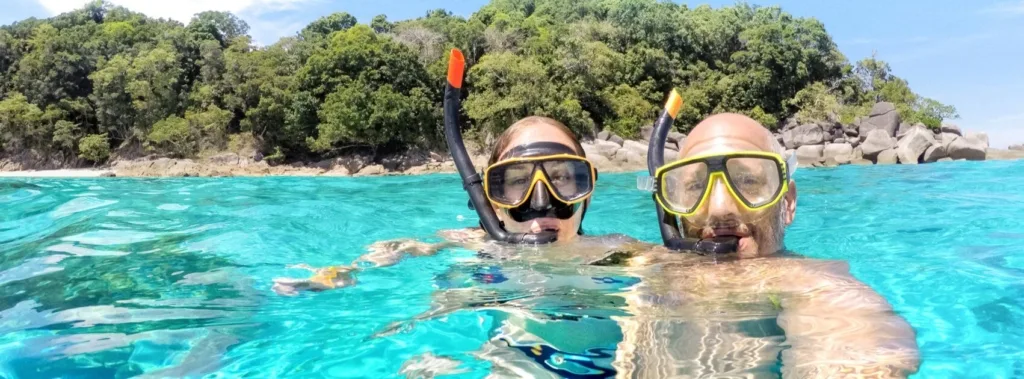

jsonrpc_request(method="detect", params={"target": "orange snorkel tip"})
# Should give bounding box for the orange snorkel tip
[665,89,683,120]
[447,49,465,89]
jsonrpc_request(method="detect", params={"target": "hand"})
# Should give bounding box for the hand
[271,264,357,296]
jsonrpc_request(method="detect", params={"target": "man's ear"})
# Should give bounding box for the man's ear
[783,180,797,226]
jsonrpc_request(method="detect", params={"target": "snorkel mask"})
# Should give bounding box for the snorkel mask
[485,142,595,226]
[444,49,594,244]
[638,91,796,255]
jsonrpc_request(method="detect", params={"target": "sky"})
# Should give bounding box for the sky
[2,0,1022,147]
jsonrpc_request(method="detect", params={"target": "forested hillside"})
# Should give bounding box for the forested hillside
[0,0,956,165]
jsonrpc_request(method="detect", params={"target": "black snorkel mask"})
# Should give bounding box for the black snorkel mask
[444,49,586,245]
[641,90,739,255]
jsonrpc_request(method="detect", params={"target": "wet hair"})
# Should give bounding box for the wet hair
[488,116,585,165]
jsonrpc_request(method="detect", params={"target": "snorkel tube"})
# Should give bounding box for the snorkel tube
[647,91,738,255]
[443,49,558,245]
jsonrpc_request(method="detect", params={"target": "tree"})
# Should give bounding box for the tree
[302,12,358,40]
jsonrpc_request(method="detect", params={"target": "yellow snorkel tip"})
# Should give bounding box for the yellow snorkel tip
[665,89,683,120]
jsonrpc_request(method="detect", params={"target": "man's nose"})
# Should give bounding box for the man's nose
[705,176,739,218]
[531,182,551,209]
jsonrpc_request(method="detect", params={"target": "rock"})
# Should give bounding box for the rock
[850,136,862,148]
[895,122,913,138]
[937,157,953,162]
[922,144,948,163]
[355,164,387,176]
[782,116,800,131]
[965,132,989,148]
[209,152,241,166]
[940,133,960,148]
[833,137,847,144]
[823,143,853,163]
[946,136,986,161]
[609,134,625,147]
[667,132,686,145]
[861,129,898,160]
[665,142,678,152]
[783,123,825,149]
[663,149,677,161]
[940,124,962,136]
[585,140,621,159]
[822,157,839,167]
[587,153,615,171]
[640,125,654,141]
[852,146,864,161]
[775,133,784,145]
[986,149,1024,161]
[1009,144,1024,151]
[895,126,936,164]
[597,130,611,141]
[100,172,116,177]
[876,149,898,165]
[859,102,900,137]
[430,152,444,162]
[323,166,351,176]
[851,159,873,165]
[622,140,648,157]
[612,148,645,168]
[843,123,859,137]
[252,151,264,162]
[796,145,825,165]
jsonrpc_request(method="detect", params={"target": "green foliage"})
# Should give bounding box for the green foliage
[147,116,194,157]
[0,0,955,166]
[78,133,110,162]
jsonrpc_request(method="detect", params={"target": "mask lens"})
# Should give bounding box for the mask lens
[725,157,782,208]
[540,159,593,203]
[486,162,536,206]
[661,161,709,214]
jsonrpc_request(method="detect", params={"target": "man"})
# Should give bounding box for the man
[612,113,921,378]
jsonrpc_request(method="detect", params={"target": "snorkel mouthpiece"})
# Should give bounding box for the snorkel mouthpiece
[443,49,557,245]
[647,90,738,255]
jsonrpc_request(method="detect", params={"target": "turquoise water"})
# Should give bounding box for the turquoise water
[1,160,1023,378]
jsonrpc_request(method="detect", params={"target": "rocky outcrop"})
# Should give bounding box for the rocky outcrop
[796,145,825,165]
[861,129,898,161]
[823,143,853,164]
[922,144,948,163]
[876,149,898,165]
[859,102,900,137]
[947,136,986,161]
[783,123,825,149]
[940,124,962,136]
[1010,144,1024,151]
[895,126,936,164]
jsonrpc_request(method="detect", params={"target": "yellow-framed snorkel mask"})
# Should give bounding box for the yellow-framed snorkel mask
[653,150,797,218]
[483,142,597,209]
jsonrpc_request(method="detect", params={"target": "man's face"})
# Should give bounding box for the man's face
[674,115,797,258]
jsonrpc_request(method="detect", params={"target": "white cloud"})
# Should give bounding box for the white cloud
[36,0,310,24]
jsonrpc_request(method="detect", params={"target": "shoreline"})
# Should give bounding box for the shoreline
[1,147,1022,179]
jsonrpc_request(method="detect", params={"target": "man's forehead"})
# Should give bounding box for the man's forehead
[678,114,773,158]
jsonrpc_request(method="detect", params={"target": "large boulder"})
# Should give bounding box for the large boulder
[843,123,859,137]
[597,130,611,141]
[609,134,625,147]
[783,123,825,149]
[940,132,960,148]
[583,140,620,159]
[859,102,900,137]
[895,126,937,164]
[876,149,898,165]
[947,136,986,161]
[922,144,948,163]
[861,129,898,160]
[965,132,989,148]
[612,148,645,168]
[1010,144,1024,151]
[852,146,864,161]
[851,159,873,165]
[640,126,654,141]
[667,132,686,145]
[622,140,648,157]
[896,122,913,138]
[823,143,854,164]
[940,124,962,136]
[796,145,825,165]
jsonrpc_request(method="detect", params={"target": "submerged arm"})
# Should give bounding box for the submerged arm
[271,228,488,296]
[774,260,921,378]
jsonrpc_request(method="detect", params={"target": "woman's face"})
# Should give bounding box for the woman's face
[493,124,587,243]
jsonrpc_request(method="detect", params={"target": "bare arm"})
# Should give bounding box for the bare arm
[774,260,921,378]
[271,228,489,296]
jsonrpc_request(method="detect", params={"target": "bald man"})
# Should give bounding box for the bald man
[611,114,921,378]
